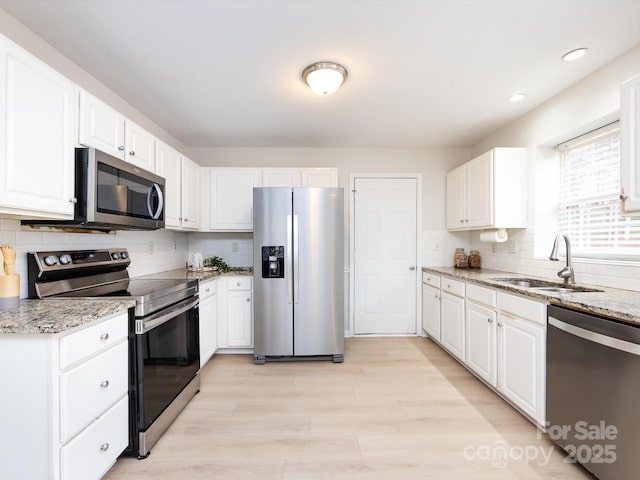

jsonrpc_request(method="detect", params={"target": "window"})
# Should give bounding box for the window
[557,122,640,260]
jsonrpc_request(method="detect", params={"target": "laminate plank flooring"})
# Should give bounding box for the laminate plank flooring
[103,337,595,479]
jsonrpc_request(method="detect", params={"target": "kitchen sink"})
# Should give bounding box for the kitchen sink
[490,277,603,293]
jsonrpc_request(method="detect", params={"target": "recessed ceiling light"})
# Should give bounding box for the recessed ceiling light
[562,47,588,62]
[509,93,526,103]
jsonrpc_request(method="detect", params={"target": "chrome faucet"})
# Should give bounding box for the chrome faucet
[549,234,575,285]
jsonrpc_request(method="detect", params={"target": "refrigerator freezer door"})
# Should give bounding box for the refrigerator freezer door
[293,188,344,357]
[253,188,294,357]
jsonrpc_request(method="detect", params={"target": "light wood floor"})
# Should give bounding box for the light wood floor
[104,337,595,479]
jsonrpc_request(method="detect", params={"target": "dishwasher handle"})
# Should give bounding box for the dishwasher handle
[549,316,640,356]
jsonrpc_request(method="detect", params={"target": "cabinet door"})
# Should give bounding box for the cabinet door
[125,120,155,172]
[0,36,76,218]
[210,168,262,230]
[445,165,466,230]
[421,283,441,341]
[621,73,640,212]
[155,141,182,228]
[199,294,217,367]
[181,157,201,230]
[466,300,497,386]
[466,151,493,228]
[440,292,465,362]
[227,290,253,347]
[301,168,338,187]
[78,90,126,160]
[262,168,301,187]
[497,313,545,424]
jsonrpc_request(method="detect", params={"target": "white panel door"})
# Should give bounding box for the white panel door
[466,300,497,386]
[440,292,465,361]
[466,151,493,228]
[354,177,417,335]
[421,283,441,341]
[181,157,201,229]
[445,165,466,230]
[78,90,126,160]
[125,120,155,171]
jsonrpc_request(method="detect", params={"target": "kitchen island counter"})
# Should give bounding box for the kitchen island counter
[423,266,640,326]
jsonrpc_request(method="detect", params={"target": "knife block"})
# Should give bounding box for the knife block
[0,274,19,309]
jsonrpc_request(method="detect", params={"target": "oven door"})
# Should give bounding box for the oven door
[130,296,199,455]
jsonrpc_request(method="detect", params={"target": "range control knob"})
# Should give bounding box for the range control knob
[59,254,72,265]
[119,251,129,259]
[43,255,58,266]
[111,252,121,260]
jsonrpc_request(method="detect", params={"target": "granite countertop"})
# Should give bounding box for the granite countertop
[0,298,135,335]
[423,266,640,326]
[139,267,253,282]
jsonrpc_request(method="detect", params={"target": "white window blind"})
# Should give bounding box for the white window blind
[557,123,640,260]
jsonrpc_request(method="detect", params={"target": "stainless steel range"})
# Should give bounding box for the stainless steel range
[28,249,200,459]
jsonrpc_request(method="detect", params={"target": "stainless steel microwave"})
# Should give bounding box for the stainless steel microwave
[23,148,165,231]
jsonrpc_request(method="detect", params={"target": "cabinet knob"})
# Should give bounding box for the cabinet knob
[465,219,469,222]
[184,218,188,222]
[409,266,416,271]
[100,443,110,452]
[246,298,250,302]
[620,194,629,200]
[118,145,125,151]
[205,288,210,293]
[237,282,241,286]
[69,197,78,204]
[100,380,110,388]
[178,217,182,221]
[99,333,109,341]
[460,219,464,223]
[434,294,439,299]
[487,318,493,323]
[129,150,135,156]
[497,322,503,327]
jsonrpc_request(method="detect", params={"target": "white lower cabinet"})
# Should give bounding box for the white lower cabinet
[440,279,466,362]
[217,276,253,350]
[422,271,547,426]
[0,310,130,480]
[496,293,546,425]
[199,279,217,367]
[466,298,497,387]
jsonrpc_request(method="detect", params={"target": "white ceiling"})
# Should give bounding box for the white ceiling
[2,0,640,149]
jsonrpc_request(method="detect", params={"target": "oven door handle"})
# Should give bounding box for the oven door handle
[135,297,199,334]
[549,316,640,356]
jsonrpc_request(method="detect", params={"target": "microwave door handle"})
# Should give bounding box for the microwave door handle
[147,183,164,220]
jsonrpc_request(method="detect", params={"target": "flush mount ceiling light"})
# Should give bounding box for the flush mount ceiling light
[302,62,348,95]
[509,93,526,103]
[562,47,588,62]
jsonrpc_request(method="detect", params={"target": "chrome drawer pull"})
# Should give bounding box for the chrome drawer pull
[99,333,109,341]
[100,443,110,452]
[100,380,110,388]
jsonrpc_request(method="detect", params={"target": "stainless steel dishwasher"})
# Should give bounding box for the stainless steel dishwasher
[547,305,640,480]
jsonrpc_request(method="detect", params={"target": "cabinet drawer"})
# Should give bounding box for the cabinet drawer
[199,279,217,299]
[441,278,465,297]
[422,272,440,288]
[497,292,546,326]
[227,276,252,291]
[60,340,128,443]
[60,395,129,480]
[466,284,497,307]
[60,312,128,369]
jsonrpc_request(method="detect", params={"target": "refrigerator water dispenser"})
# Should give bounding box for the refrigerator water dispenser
[261,246,284,278]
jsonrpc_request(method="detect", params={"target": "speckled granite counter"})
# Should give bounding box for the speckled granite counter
[0,298,135,334]
[423,266,640,326]
[138,267,253,282]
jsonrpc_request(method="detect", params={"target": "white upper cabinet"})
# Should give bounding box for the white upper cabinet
[155,141,200,230]
[262,168,301,187]
[621,73,640,212]
[446,147,527,231]
[124,120,155,171]
[301,168,338,187]
[78,90,125,160]
[0,34,76,219]
[209,168,262,231]
[79,90,155,172]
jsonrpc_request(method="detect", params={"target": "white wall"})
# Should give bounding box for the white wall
[469,44,640,292]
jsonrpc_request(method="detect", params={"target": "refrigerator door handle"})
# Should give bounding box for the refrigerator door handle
[287,214,293,304]
[293,214,299,304]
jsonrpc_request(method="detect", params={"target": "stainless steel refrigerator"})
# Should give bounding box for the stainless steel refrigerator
[253,187,344,364]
